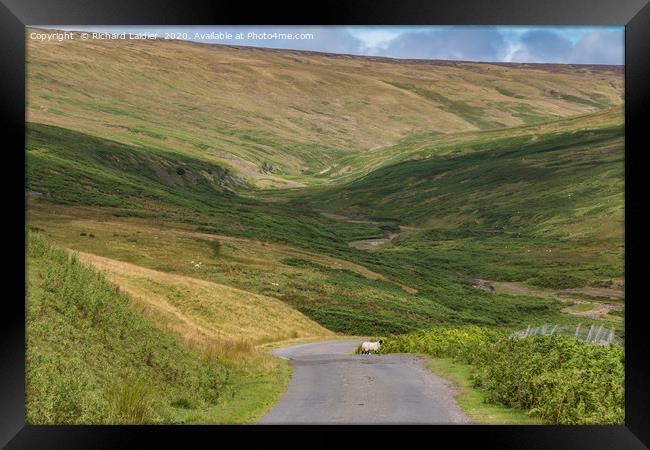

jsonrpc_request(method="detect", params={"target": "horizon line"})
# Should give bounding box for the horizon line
[28,26,625,67]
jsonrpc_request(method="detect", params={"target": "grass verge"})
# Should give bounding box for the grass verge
[426,358,542,424]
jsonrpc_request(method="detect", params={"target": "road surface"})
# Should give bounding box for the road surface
[258,339,472,424]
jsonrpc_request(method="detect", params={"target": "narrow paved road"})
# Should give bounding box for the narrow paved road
[258,340,472,424]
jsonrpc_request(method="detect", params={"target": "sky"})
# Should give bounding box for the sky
[40,25,624,65]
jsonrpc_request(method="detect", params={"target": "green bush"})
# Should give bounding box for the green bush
[170,396,197,410]
[474,336,623,424]
[380,326,624,424]
[208,239,221,257]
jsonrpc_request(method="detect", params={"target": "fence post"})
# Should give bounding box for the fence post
[550,325,558,335]
[525,325,531,337]
[586,324,595,343]
[608,328,615,344]
[575,323,581,338]
[541,324,547,335]
[594,325,604,344]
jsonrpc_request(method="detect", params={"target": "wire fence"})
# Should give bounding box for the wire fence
[511,323,622,347]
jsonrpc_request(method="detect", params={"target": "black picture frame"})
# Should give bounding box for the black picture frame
[2,0,648,447]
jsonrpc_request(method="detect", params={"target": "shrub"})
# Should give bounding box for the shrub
[197,362,229,404]
[208,239,221,257]
[472,336,624,424]
[379,326,503,365]
[380,326,624,424]
[171,396,197,410]
[106,376,154,424]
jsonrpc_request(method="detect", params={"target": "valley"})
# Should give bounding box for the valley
[25,28,624,424]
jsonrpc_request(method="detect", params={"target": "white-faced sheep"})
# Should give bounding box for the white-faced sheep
[360,340,383,355]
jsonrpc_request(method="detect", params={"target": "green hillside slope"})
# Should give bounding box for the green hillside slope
[302,110,623,288]
[307,110,623,235]
[27,27,623,185]
[26,232,293,424]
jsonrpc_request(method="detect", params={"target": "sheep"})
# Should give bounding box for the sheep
[360,340,383,355]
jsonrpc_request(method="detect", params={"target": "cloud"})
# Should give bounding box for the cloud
[509,29,623,65]
[46,25,624,65]
[376,27,506,61]
[571,30,624,64]
[355,30,401,53]
[194,26,366,55]
[510,30,574,63]
[302,28,365,54]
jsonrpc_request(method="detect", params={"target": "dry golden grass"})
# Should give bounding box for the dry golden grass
[75,251,333,348]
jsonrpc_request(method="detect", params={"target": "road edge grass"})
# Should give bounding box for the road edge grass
[181,356,292,424]
[425,357,543,425]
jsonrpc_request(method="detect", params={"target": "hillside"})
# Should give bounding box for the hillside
[27,232,327,423]
[304,107,623,249]
[74,251,331,344]
[27,27,623,186]
[26,29,626,424]
[27,31,624,331]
